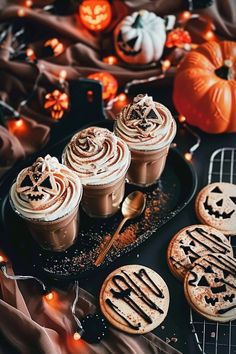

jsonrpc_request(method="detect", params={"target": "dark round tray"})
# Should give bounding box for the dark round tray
[0,121,197,281]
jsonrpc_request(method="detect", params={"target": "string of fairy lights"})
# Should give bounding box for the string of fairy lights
[0,0,217,344]
[0,0,216,161]
[0,254,86,341]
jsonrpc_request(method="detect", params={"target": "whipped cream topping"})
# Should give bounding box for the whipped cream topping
[115,94,176,150]
[10,155,82,221]
[62,127,131,185]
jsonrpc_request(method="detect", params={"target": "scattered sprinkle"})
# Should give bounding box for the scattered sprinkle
[40,182,173,276]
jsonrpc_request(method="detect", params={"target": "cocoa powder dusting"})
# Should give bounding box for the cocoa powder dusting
[41,181,178,276]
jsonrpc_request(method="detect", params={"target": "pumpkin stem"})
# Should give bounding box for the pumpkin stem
[215,59,235,80]
[132,13,143,28]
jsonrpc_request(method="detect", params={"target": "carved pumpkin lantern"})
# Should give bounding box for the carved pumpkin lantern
[173,41,236,133]
[79,0,112,32]
[87,72,118,102]
[44,89,69,120]
[43,38,64,57]
[114,10,166,65]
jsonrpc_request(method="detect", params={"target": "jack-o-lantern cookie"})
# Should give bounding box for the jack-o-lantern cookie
[184,253,236,322]
[99,265,169,334]
[195,182,236,235]
[167,225,233,281]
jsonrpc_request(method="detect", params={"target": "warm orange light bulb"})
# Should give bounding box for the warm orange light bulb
[178,115,186,123]
[103,56,118,65]
[15,119,24,128]
[18,8,26,17]
[45,292,54,301]
[205,30,214,41]
[25,0,32,7]
[162,59,171,71]
[184,152,192,161]
[59,70,67,82]
[181,11,191,20]
[26,48,34,56]
[0,255,5,263]
[73,332,82,341]
[26,48,36,61]
[118,93,127,102]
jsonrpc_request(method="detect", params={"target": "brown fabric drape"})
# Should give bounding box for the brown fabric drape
[0,264,182,354]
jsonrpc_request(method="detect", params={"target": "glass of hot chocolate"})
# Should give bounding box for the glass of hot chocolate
[62,126,131,218]
[114,94,177,187]
[10,155,82,252]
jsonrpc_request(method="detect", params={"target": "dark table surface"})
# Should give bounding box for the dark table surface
[1,82,236,354]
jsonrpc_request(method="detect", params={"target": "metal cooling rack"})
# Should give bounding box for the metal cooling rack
[190,148,236,354]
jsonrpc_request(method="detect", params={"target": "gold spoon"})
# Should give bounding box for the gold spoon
[94,191,146,267]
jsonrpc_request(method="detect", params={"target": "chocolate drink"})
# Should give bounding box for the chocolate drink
[10,155,82,252]
[114,94,176,187]
[62,126,131,218]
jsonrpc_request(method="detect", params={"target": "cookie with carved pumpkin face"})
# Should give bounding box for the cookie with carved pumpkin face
[184,253,236,322]
[195,182,236,235]
[167,225,233,281]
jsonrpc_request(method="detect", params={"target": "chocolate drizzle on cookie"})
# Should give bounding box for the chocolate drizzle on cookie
[105,299,141,330]
[105,268,165,329]
[170,227,232,272]
[217,305,236,315]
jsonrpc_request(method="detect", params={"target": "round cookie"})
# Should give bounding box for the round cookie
[184,253,236,323]
[195,182,236,235]
[99,264,169,334]
[167,224,233,281]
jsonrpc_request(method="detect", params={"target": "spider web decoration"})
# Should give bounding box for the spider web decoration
[190,148,236,354]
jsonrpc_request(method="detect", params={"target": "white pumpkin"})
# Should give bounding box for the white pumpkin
[114,10,166,65]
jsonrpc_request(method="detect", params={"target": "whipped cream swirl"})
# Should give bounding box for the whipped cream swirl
[10,155,82,221]
[62,127,131,185]
[115,94,176,150]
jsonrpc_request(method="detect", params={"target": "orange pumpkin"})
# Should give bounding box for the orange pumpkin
[79,0,112,32]
[173,41,236,133]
